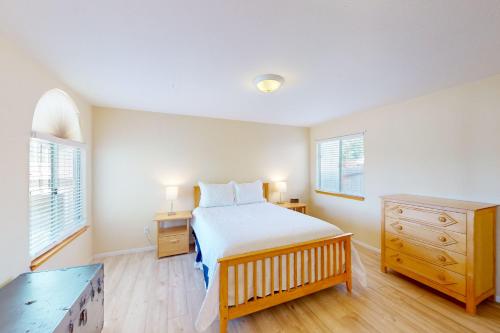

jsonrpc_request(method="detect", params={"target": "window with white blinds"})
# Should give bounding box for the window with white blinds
[316,133,364,197]
[29,137,85,258]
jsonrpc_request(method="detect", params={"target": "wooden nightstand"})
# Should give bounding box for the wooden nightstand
[154,211,192,258]
[275,202,307,214]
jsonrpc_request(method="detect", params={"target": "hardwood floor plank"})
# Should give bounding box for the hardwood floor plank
[122,252,156,332]
[106,253,145,332]
[96,246,500,333]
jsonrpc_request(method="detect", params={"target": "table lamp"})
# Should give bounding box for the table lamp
[275,181,287,204]
[165,186,179,215]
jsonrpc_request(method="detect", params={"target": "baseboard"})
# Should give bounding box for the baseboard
[352,238,381,253]
[93,245,156,259]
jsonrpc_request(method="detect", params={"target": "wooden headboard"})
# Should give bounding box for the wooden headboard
[194,182,270,208]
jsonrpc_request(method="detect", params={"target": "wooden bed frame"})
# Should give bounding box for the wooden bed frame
[193,182,353,333]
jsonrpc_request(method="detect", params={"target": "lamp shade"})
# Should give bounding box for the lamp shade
[165,186,179,201]
[275,181,287,193]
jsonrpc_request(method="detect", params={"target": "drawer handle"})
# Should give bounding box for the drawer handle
[395,257,402,263]
[395,225,403,231]
[437,255,447,262]
[170,239,179,243]
[438,216,447,223]
[437,273,446,282]
[438,236,447,242]
[79,309,88,326]
[396,208,403,214]
[390,238,404,248]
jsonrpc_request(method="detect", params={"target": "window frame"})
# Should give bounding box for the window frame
[29,131,88,270]
[315,132,365,201]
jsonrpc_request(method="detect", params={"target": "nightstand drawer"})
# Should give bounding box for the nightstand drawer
[158,233,188,257]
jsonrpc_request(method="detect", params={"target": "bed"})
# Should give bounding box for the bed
[192,182,366,333]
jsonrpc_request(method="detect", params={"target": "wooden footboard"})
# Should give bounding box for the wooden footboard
[217,233,353,333]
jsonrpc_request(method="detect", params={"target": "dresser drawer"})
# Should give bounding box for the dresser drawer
[385,218,466,254]
[158,233,188,257]
[385,232,466,275]
[385,202,466,233]
[385,248,466,296]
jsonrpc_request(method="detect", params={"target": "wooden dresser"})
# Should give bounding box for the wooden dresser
[381,194,497,314]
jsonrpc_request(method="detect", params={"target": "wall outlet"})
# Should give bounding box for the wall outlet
[143,226,150,235]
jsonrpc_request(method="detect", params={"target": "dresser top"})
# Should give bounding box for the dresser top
[381,194,497,211]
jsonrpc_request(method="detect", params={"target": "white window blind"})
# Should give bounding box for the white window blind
[316,133,364,196]
[29,137,85,258]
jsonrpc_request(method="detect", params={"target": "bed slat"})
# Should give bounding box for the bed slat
[244,263,248,303]
[338,241,343,276]
[286,254,290,291]
[253,261,257,301]
[234,265,239,306]
[300,250,305,287]
[326,244,330,277]
[308,248,312,284]
[333,243,337,276]
[293,252,298,288]
[320,245,325,280]
[279,255,283,294]
[262,259,266,298]
[270,256,275,296]
[315,247,320,282]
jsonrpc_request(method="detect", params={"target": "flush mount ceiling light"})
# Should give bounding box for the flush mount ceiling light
[254,74,284,93]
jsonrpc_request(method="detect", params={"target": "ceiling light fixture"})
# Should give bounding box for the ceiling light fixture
[254,74,284,93]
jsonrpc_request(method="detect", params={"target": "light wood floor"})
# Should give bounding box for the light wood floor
[97,246,500,333]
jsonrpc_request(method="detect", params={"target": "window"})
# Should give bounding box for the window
[29,135,85,258]
[29,88,86,263]
[316,133,364,198]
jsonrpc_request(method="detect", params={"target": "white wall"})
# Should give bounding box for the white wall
[310,73,500,297]
[92,107,310,254]
[0,34,93,285]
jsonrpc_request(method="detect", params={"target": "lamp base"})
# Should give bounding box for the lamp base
[167,211,176,216]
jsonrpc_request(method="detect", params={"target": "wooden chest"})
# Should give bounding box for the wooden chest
[381,194,496,314]
[0,264,104,332]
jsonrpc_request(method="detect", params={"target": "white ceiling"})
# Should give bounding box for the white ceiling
[1,1,500,126]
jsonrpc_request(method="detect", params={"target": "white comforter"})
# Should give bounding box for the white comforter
[191,202,367,332]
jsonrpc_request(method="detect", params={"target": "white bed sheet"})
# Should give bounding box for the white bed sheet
[191,202,367,332]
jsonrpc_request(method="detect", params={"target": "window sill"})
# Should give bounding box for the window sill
[315,190,365,201]
[30,225,89,271]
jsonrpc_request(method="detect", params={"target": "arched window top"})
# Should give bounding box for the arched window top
[32,88,83,142]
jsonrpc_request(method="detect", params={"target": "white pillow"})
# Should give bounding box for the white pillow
[198,181,235,208]
[234,180,265,205]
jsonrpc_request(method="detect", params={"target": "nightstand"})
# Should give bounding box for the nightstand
[154,211,192,258]
[275,202,307,214]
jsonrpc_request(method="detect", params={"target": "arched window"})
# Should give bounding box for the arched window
[32,88,83,141]
[29,89,86,264]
